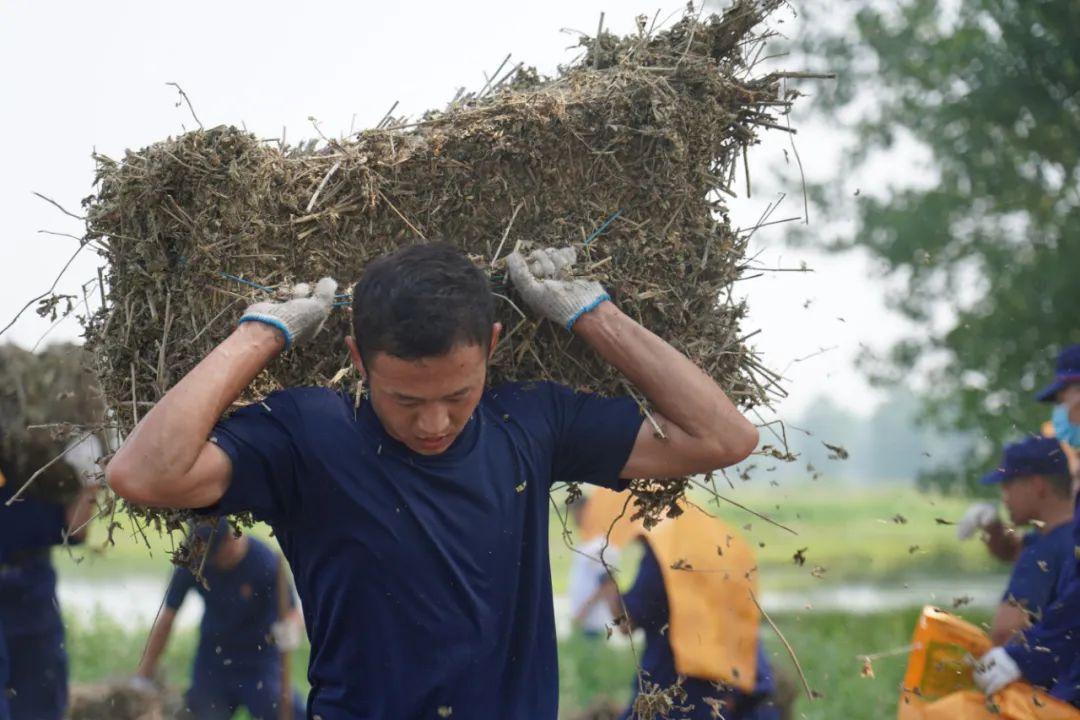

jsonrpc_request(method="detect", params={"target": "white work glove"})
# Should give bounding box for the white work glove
[507,247,610,330]
[973,646,1022,695]
[63,434,103,486]
[239,278,338,350]
[956,502,999,540]
[271,619,304,652]
[127,675,157,695]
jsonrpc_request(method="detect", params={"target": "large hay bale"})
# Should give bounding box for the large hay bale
[67,681,184,720]
[0,343,104,502]
[82,2,795,522]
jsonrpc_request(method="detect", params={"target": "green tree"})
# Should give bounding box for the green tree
[799,0,1080,490]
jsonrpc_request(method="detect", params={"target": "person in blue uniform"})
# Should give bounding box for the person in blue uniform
[0,436,99,720]
[1041,344,1080,486]
[593,507,781,720]
[133,518,305,719]
[976,346,1080,704]
[105,242,760,719]
[971,437,1075,646]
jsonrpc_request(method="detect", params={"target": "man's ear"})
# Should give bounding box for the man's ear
[345,337,367,380]
[488,322,503,361]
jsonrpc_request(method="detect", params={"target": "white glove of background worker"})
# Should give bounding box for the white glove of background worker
[239,278,338,350]
[271,619,304,652]
[62,434,103,486]
[956,502,999,541]
[127,675,157,695]
[973,646,1022,695]
[507,247,609,330]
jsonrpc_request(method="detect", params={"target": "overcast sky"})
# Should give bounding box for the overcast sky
[0,0,926,419]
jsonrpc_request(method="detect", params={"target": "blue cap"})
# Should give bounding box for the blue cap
[981,436,1070,484]
[1036,344,1080,402]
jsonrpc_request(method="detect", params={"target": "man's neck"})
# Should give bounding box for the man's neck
[1034,502,1074,534]
[213,536,250,569]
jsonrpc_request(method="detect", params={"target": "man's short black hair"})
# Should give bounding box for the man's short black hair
[351,242,495,364]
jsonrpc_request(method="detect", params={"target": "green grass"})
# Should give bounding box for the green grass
[52,483,1007,718]
[549,482,1004,593]
[65,612,311,720]
[556,607,994,719]
[54,517,280,579]
[66,606,988,719]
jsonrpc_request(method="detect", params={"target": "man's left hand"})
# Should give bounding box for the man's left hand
[507,247,609,330]
[974,646,1022,694]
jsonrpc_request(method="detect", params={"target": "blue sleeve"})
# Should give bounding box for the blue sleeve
[622,541,667,630]
[202,390,304,526]
[164,566,196,611]
[1002,537,1057,615]
[543,383,643,489]
[753,641,776,696]
[0,490,67,555]
[1006,522,1080,685]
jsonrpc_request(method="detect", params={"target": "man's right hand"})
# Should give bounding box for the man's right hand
[956,502,999,540]
[506,247,609,330]
[239,278,338,350]
[974,647,1022,694]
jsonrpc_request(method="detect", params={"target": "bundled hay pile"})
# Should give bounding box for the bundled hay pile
[68,681,184,720]
[82,1,798,522]
[0,343,104,502]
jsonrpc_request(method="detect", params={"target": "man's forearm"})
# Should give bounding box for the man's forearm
[136,610,176,678]
[108,323,283,494]
[573,302,757,461]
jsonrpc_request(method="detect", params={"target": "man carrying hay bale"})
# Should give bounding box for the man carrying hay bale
[106,241,759,719]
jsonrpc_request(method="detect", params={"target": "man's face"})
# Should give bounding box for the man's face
[1000,475,1040,525]
[1058,383,1080,422]
[348,327,500,456]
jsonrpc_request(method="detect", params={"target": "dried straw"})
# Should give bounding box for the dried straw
[81,2,799,527]
[0,343,104,502]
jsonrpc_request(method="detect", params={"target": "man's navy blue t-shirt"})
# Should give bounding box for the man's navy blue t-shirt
[1002,522,1074,619]
[619,543,775,720]
[205,381,643,720]
[165,536,292,671]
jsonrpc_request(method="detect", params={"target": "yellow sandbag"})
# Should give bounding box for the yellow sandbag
[643,503,759,692]
[912,687,1080,720]
[898,606,991,719]
[897,607,1080,720]
[578,488,642,549]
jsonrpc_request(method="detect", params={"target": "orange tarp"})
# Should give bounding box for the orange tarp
[642,503,759,692]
